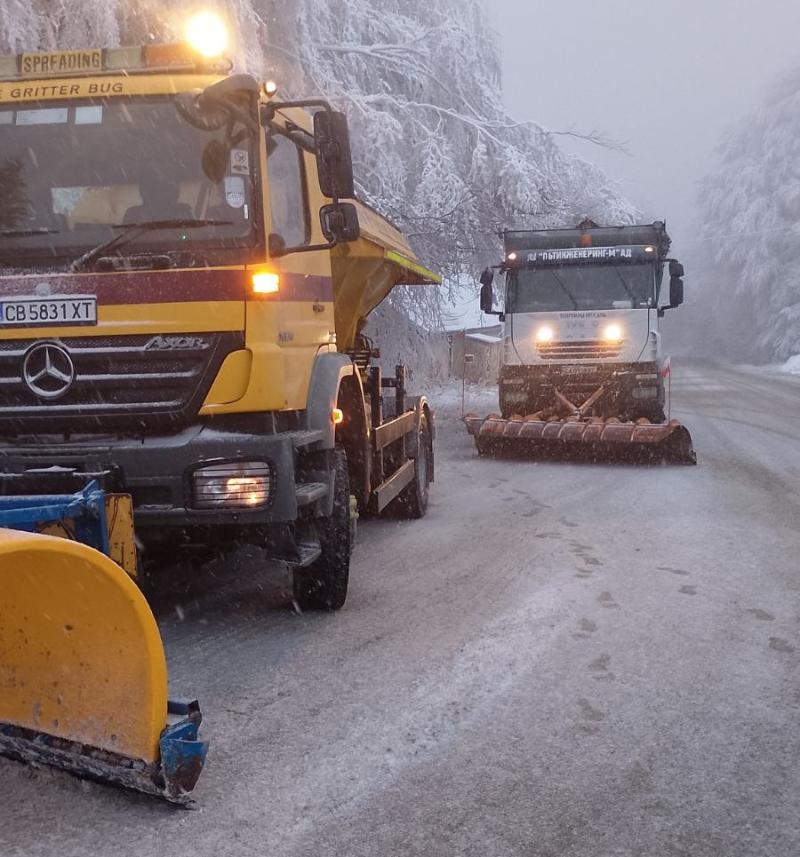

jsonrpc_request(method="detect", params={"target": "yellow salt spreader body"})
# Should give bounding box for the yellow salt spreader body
[0,482,207,803]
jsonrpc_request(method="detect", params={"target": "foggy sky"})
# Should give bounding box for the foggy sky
[487,0,800,256]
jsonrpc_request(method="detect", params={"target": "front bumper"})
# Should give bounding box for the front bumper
[0,423,309,535]
[499,362,665,409]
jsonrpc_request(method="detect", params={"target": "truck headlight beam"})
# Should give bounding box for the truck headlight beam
[192,461,272,510]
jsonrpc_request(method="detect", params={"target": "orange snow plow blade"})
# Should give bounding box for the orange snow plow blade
[465,414,697,464]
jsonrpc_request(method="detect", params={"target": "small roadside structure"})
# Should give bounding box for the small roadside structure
[448,324,503,382]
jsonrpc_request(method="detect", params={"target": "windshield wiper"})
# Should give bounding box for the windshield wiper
[70,219,233,272]
[549,269,579,310]
[0,228,60,237]
[610,265,639,305]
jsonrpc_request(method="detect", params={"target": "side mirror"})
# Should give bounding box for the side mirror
[320,202,360,244]
[669,277,684,308]
[314,111,355,200]
[669,259,685,279]
[479,269,495,315]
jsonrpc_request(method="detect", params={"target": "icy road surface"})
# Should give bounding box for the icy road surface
[2,361,799,857]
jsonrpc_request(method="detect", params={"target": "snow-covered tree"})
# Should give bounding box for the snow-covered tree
[0,0,636,329]
[278,0,636,324]
[695,68,800,362]
[0,0,120,51]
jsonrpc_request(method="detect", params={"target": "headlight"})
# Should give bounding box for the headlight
[602,324,623,342]
[535,325,554,344]
[192,461,272,510]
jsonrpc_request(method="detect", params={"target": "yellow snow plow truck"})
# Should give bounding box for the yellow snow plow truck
[0,15,440,801]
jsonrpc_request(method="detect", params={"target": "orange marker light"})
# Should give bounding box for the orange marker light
[332,408,344,425]
[143,44,197,68]
[252,272,280,295]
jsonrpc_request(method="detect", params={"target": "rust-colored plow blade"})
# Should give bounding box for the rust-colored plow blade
[464,414,696,464]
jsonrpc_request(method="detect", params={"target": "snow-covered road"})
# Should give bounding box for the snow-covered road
[2,361,799,857]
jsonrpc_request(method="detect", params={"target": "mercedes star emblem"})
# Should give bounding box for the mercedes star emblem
[22,342,76,400]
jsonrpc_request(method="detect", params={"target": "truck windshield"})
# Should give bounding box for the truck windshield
[0,96,257,269]
[507,263,656,312]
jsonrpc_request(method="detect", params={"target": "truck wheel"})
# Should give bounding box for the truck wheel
[293,447,351,611]
[395,412,432,519]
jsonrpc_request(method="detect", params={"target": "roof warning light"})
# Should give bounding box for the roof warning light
[185,11,229,59]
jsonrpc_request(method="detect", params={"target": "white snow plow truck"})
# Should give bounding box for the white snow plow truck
[465,220,696,463]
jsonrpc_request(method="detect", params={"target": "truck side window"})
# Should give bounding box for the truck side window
[267,134,310,248]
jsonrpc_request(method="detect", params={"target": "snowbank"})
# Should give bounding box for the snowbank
[781,355,800,374]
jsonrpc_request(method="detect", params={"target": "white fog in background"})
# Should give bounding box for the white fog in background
[489,0,800,361]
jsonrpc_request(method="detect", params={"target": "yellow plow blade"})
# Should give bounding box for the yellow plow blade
[0,483,208,803]
[0,529,167,765]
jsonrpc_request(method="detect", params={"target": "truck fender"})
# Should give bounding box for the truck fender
[304,353,371,515]
[336,371,371,509]
[406,396,435,483]
[304,353,356,449]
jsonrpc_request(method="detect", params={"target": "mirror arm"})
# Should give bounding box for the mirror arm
[261,99,333,126]
[265,120,316,153]
[200,94,260,135]
[270,239,337,259]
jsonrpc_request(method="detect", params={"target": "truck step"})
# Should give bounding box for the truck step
[291,430,325,450]
[295,482,328,506]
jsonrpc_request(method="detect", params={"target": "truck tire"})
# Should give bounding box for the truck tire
[394,412,432,519]
[293,447,351,611]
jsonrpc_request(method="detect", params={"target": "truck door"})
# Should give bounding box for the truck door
[261,114,336,410]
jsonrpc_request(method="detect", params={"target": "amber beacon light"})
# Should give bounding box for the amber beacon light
[251,271,280,296]
[185,11,229,58]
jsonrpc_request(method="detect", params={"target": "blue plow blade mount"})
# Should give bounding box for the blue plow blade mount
[0,479,112,550]
[0,480,209,805]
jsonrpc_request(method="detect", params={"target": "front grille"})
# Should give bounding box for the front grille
[537,339,624,360]
[0,332,243,432]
